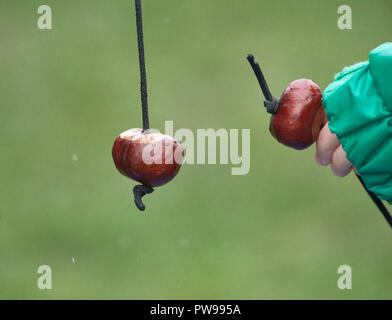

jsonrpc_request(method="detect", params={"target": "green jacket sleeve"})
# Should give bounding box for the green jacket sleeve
[322,42,392,204]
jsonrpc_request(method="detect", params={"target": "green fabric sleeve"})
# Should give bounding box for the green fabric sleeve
[322,42,392,204]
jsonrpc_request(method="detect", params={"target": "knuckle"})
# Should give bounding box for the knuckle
[316,152,331,166]
[331,164,349,177]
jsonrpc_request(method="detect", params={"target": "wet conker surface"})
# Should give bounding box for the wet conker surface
[269,79,326,150]
[112,128,183,187]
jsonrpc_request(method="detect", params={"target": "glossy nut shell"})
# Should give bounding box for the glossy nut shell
[112,128,183,187]
[269,79,326,150]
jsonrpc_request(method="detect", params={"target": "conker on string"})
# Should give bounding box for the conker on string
[269,79,326,150]
[113,0,184,211]
[247,54,326,150]
[112,128,183,187]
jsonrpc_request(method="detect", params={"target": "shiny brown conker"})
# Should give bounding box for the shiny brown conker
[269,79,327,150]
[112,128,183,187]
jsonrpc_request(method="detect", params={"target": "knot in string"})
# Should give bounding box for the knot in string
[264,97,280,114]
[133,185,154,211]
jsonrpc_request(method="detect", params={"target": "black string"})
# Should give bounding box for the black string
[133,185,154,211]
[247,54,280,114]
[132,0,153,211]
[135,0,150,131]
[356,175,392,228]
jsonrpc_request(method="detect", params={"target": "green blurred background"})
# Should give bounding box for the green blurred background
[1,0,392,299]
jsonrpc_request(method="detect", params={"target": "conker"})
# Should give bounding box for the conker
[116,1,185,211]
[247,55,326,150]
[112,128,183,187]
[269,79,326,150]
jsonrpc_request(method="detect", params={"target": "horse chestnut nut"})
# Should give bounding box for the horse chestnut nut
[269,79,326,150]
[112,128,183,187]
[247,55,326,150]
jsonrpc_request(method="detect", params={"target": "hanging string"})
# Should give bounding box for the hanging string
[133,0,154,211]
[356,175,392,228]
[135,0,150,131]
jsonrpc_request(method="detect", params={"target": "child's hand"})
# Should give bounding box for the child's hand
[315,122,353,177]
[317,43,392,203]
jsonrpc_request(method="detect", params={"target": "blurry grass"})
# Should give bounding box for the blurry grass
[0,0,392,299]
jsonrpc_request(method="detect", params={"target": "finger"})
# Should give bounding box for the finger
[315,122,340,166]
[331,145,353,177]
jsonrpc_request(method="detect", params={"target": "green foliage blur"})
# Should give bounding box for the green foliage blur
[1,0,391,299]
